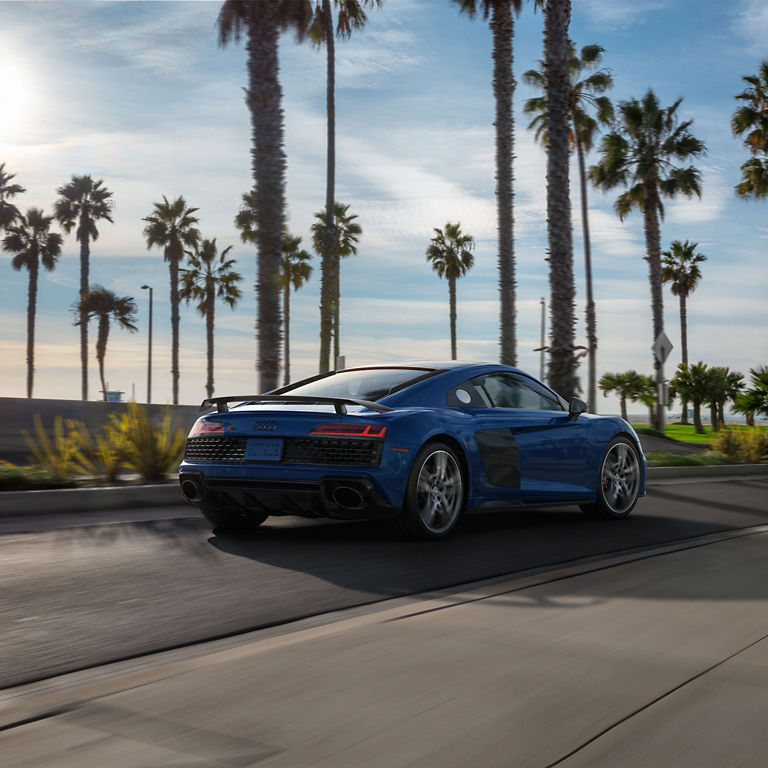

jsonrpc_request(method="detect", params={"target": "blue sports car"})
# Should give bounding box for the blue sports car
[179,362,646,539]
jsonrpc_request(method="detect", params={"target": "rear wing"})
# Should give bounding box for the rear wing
[200,394,394,415]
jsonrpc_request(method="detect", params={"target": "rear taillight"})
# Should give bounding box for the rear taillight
[189,419,235,436]
[310,424,387,438]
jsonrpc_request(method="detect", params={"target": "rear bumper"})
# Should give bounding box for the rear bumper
[179,471,400,521]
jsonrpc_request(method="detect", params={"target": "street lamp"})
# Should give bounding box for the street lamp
[141,284,153,403]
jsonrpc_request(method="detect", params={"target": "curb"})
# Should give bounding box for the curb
[0,483,184,517]
[0,465,766,518]
[646,464,768,480]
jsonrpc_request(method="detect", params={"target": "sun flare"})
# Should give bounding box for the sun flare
[0,57,36,139]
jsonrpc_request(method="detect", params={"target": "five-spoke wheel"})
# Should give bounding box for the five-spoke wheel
[390,441,465,539]
[581,437,641,519]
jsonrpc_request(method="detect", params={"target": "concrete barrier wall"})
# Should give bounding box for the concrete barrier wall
[0,398,202,465]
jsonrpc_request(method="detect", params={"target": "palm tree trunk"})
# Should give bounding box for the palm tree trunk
[206,297,215,400]
[693,399,704,434]
[642,181,665,433]
[620,394,627,422]
[283,282,291,386]
[169,254,180,405]
[247,7,284,392]
[318,0,335,375]
[449,276,457,360]
[544,0,577,400]
[96,314,109,401]
[79,214,90,401]
[576,135,597,413]
[26,261,38,399]
[709,401,719,432]
[679,293,689,424]
[718,400,725,429]
[490,2,516,367]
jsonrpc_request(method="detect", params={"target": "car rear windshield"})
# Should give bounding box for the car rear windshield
[284,368,435,402]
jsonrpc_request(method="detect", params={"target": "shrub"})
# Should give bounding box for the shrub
[21,415,79,479]
[120,403,186,482]
[713,428,768,463]
[67,416,128,484]
[0,462,76,491]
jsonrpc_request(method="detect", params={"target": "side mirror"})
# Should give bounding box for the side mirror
[568,397,588,420]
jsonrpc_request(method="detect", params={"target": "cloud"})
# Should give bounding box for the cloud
[580,0,674,28]
[666,165,730,225]
[733,0,768,54]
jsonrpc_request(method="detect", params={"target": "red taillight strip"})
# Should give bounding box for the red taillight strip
[310,424,388,438]
[190,420,235,435]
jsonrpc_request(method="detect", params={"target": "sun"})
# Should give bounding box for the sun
[0,57,35,140]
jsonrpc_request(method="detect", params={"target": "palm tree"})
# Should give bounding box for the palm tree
[720,369,744,430]
[180,238,242,400]
[426,222,475,360]
[74,286,138,402]
[541,0,578,400]
[670,362,711,435]
[629,374,657,427]
[143,195,201,405]
[309,0,380,374]
[598,370,642,422]
[590,91,706,433]
[661,239,707,424]
[0,163,25,232]
[218,0,312,392]
[54,175,114,401]
[2,209,62,398]
[311,201,361,363]
[453,0,523,368]
[732,60,768,199]
[523,43,614,411]
[279,233,312,385]
[732,366,768,426]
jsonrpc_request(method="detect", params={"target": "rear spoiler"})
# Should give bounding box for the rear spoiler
[200,394,394,415]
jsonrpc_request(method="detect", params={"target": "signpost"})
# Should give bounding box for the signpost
[652,331,673,432]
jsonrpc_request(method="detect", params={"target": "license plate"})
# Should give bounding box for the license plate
[245,438,283,461]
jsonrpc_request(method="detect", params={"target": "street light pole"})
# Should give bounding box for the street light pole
[141,284,153,404]
[539,297,546,381]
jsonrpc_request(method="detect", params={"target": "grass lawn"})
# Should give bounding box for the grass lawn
[644,451,735,467]
[631,423,768,448]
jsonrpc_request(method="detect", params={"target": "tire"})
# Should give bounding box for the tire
[581,437,642,519]
[200,505,268,531]
[388,441,465,540]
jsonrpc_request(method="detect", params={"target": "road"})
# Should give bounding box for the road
[1,476,767,690]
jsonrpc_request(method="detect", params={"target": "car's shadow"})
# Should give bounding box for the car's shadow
[207,499,768,606]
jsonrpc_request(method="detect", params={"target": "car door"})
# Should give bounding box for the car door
[466,372,592,501]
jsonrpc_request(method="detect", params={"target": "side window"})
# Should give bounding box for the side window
[446,380,491,408]
[479,373,564,411]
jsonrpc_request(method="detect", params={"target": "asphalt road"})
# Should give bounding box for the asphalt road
[2,476,768,691]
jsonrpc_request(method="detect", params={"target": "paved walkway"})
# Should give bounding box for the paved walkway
[2,526,768,767]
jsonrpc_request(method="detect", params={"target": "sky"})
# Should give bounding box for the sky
[0,0,766,415]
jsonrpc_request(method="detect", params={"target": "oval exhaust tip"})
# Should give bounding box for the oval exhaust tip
[332,486,365,510]
[180,479,202,503]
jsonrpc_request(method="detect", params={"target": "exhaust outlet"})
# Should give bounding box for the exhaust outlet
[332,486,365,510]
[180,479,203,504]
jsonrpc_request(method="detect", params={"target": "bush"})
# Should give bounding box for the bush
[67,416,129,484]
[0,462,76,491]
[21,415,80,479]
[120,403,187,482]
[713,428,768,463]
[18,406,187,486]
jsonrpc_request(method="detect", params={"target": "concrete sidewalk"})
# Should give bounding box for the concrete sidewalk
[2,527,768,767]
